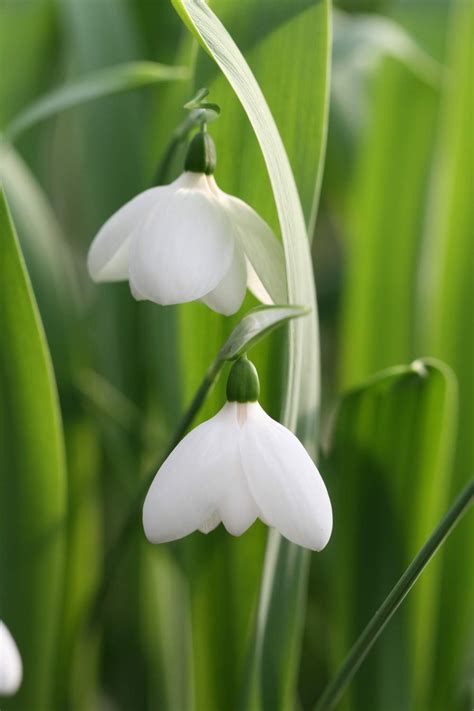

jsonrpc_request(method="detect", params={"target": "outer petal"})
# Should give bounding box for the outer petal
[245,259,273,305]
[143,402,250,543]
[208,177,287,305]
[87,187,162,282]
[0,621,22,696]
[129,173,234,306]
[200,238,247,315]
[240,404,332,551]
[199,511,221,534]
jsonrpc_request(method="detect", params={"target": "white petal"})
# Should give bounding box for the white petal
[199,511,221,534]
[87,187,162,282]
[129,274,146,301]
[143,402,244,543]
[239,404,332,551]
[0,621,22,696]
[129,172,234,306]
[218,465,259,536]
[200,238,247,315]
[208,177,287,304]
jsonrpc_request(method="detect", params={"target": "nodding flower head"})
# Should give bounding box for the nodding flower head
[143,357,333,551]
[87,130,279,316]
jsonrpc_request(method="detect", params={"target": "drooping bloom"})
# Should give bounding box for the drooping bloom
[0,621,22,697]
[88,130,281,315]
[143,358,332,551]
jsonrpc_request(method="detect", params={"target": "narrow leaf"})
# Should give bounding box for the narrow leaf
[314,479,473,711]
[0,188,66,709]
[417,2,474,704]
[324,359,457,709]
[4,61,189,141]
[0,142,80,386]
[218,305,309,361]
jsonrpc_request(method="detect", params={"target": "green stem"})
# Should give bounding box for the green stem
[89,357,223,625]
[154,135,182,185]
[314,479,474,711]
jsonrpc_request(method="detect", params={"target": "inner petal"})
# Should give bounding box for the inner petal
[218,472,259,537]
[199,511,221,534]
[236,403,250,427]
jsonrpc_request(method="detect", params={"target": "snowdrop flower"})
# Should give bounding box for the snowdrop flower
[143,357,332,551]
[88,129,280,315]
[0,621,22,696]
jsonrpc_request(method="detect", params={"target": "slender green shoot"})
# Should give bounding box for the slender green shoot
[314,479,474,711]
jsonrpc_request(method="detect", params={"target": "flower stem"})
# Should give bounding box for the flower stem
[314,479,474,711]
[153,110,210,185]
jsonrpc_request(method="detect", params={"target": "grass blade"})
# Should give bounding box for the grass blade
[4,61,189,141]
[314,479,473,711]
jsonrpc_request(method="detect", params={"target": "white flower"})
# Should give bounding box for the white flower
[0,621,22,697]
[143,400,332,551]
[87,170,279,316]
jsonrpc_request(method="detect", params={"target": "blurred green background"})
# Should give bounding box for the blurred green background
[0,0,472,710]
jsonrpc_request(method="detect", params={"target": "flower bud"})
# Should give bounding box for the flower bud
[226,356,260,403]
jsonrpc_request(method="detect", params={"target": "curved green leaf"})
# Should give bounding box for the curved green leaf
[0,142,81,387]
[171,2,330,710]
[325,359,457,709]
[4,61,189,141]
[315,479,473,711]
[0,188,67,709]
[172,0,321,434]
[218,305,309,361]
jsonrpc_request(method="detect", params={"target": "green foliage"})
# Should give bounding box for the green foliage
[417,2,474,706]
[316,477,473,711]
[218,305,309,361]
[1,1,472,710]
[326,359,457,709]
[0,190,66,709]
[4,61,189,142]
[338,56,439,388]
